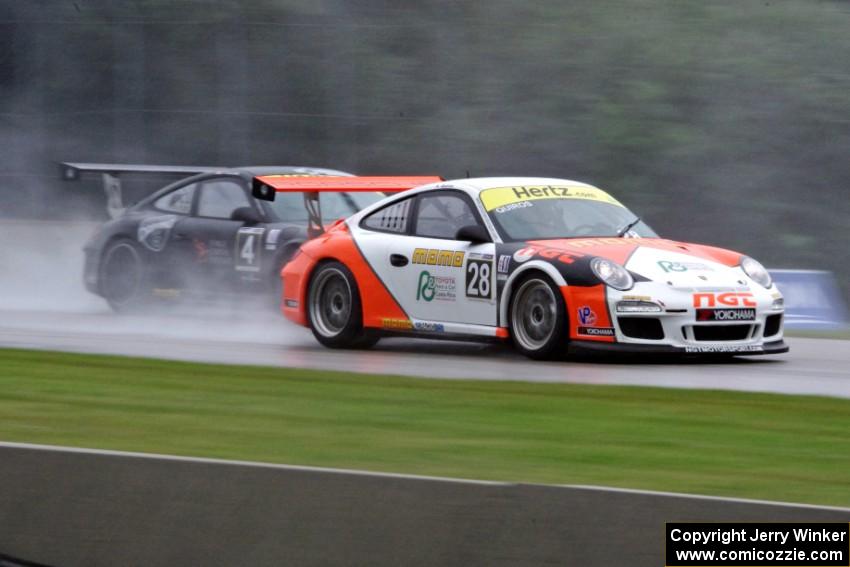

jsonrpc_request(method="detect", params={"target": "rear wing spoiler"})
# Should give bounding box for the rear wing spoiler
[251,175,442,201]
[60,162,223,218]
[252,175,442,237]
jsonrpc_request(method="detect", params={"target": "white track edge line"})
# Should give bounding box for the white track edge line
[2,441,849,512]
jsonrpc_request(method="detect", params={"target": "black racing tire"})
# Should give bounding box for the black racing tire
[99,238,150,313]
[306,261,377,349]
[509,272,569,360]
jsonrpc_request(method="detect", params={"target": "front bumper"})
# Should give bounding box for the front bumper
[588,282,787,354]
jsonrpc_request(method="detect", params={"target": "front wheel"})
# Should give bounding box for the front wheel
[307,261,377,349]
[509,274,568,360]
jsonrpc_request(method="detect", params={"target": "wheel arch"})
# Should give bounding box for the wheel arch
[499,260,567,327]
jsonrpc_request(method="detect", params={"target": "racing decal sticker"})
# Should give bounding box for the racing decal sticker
[657,260,713,273]
[497,255,511,274]
[693,292,755,308]
[696,308,756,321]
[412,248,465,268]
[465,259,492,300]
[480,185,624,212]
[577,306,597,326]
[513,244,585,265]
[578,327,615,337]
[416,271,457,302]
[137,215,178,252]
[235,227,265,272]
[265,229,282,251]
[381,317,414,330]
[413,321,445,332]
[684,345,763,353]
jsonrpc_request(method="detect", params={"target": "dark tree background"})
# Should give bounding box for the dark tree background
[1,1,849,298]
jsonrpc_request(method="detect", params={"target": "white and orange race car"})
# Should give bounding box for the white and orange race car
[252,176,788,359]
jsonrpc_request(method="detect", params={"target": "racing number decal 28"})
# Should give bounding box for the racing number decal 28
[466,259,492,299]
[235,227,265,272]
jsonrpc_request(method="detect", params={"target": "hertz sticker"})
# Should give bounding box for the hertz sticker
[412,248,465,268]
[480,185,623,212]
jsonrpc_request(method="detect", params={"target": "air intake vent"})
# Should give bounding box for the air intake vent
[618,317,664,340]
[692,325,752,342]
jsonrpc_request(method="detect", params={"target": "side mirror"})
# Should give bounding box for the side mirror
[231,206,262,225]
[455,224,491,244]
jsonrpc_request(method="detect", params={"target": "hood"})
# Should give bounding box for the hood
[522,237,746,287]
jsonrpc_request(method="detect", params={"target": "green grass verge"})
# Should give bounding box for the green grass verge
[1,348,848,507]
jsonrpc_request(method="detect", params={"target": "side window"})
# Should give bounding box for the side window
[414,192,479,240]
[196,179,251,219]
[153,183,196,214]
[361,197,413,234]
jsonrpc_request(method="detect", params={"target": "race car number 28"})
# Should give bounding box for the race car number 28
[466,259,492,299]
[236,227,264,272]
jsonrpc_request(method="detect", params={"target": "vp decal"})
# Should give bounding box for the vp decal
[577,306,597,326]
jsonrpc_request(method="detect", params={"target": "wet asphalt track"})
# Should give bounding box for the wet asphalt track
[0,308,848,399]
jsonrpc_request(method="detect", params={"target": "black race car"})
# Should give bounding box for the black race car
[62,163,385,311]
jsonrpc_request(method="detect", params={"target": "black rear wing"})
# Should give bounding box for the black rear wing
[60,162,224,218]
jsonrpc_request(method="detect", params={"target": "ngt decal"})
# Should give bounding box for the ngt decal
[513,245,585,265]
[578,327,615,337]
[577,306,597,326]
[658,260,713,273]
[693,292,755,308]
[416,271,457,302]
[480,185,623,211]
[412,248,465,268]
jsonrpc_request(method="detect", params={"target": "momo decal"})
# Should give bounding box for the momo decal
[416,271,457,302]
[381,318,413,330]
[658,260,713,273]
[577,306,597,326]
[412,248,465,268]
[693,292,756,308]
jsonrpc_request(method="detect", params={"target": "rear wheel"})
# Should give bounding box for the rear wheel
[307,261,378,349]
[509,273,568,360]
[99,239,149,312]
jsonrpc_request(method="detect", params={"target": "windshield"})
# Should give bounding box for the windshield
[480,184,658,241]
[265,191,386,223]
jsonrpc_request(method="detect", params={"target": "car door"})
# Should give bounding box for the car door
[362,190,497,327]
[172,176,266,291]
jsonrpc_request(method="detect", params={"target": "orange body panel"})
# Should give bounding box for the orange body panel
[281,224,407,328]
[561,284,615,342]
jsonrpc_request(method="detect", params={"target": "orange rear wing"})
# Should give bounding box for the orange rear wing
[251,175,442,201]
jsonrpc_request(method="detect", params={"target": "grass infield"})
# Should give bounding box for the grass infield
[0,348,848,507]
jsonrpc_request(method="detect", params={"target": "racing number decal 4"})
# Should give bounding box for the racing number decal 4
[466,259,492,299]
[236,227,265,272]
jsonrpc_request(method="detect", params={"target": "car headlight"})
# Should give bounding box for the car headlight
[590,257,634,291]
[740,256,772,288]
